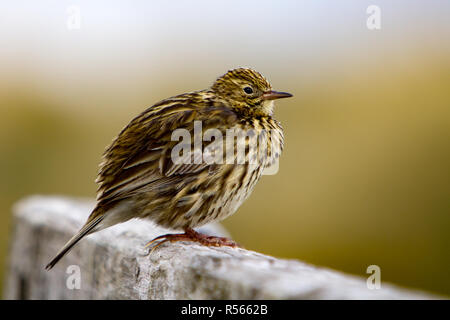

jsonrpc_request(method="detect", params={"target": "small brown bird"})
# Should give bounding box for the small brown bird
[46,68,292,270]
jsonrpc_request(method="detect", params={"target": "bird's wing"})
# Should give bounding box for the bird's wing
[94,93,238,207]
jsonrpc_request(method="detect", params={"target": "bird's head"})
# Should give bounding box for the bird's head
[211,68,292,116]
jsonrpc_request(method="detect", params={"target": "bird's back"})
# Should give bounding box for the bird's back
[90,90,284,230]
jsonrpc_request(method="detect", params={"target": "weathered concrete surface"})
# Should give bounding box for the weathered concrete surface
[4,196,441,299]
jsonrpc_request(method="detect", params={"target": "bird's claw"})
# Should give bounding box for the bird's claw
[145,229,242,253]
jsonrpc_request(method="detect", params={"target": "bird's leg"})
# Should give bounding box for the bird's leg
[145,227,241,253]
[186,228,241,247]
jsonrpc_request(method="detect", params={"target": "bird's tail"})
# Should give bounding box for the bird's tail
[45,215,104,270]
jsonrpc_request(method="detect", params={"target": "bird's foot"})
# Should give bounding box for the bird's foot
[145,228,241,253]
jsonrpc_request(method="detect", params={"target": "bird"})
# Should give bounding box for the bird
[45,68,292,270]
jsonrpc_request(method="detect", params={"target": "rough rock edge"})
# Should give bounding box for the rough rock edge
[3,195,442,299]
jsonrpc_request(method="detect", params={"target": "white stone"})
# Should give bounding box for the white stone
[3,196,439,299]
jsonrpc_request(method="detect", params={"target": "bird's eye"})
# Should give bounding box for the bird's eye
[243,87,253,94]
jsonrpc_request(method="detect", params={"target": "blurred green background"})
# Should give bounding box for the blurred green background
[1,0,449,296]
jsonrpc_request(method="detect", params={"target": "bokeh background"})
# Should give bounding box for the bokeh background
[1,0,449,296]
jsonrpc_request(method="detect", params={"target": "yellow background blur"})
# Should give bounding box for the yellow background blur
[1,1,449,296]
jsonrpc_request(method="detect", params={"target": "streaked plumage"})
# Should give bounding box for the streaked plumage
[46,68,292,270]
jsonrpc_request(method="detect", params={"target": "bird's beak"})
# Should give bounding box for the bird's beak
[262,90,293,101]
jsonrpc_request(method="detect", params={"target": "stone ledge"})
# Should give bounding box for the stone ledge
[3,196,440,299]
